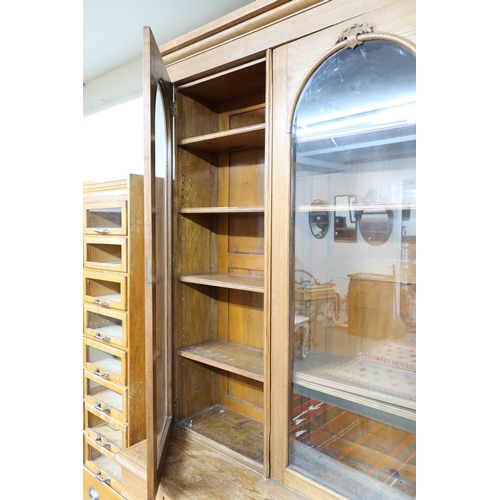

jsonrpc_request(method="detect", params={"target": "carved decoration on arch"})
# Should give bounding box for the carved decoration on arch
[336,23,374,49]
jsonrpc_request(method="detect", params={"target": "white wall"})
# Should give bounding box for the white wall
[82,96,144,181]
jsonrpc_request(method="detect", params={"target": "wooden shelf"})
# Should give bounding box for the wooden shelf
[178,59,267,105]
[178,124,265,153]
[179,206,264,214]
[178,339,264,382]
[179,272,264,292]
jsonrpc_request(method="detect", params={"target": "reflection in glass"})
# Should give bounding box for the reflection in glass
[359,207,394,246]
[290,39,416,499]
[309,199,329,239]
[87,207,122,230]
[334,195,357,242]
[154,85,168,453]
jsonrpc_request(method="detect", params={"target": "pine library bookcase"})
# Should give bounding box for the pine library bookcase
[85,1,417,499]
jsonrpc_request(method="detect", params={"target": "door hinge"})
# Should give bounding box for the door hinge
[170,101,177,117]
[146,258,154,284]
[172,253,177,268]
[173,398,178,413]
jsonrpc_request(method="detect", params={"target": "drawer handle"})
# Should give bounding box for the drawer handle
[94,470,111,483]
[93,369,109,378]
[94,403,111,413]
[94,228,110,234]
[93,299,109,307]
[94,333,110,342]
[95,437,111,449]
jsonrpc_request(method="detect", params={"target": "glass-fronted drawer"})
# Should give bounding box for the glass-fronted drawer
[84,304,128,349]
[84,403,127,454]
[83,338,127,386]
[84,370,128,424]
[84,201,127,236]
[84,435,122,494]
[84,270,127,311]
[84,236,127,273]
[83,465,123,500]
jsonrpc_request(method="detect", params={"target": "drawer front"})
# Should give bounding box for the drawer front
[83,338,127,386]
[84,270,127,311]
[84,304,128,349]
[84,201,127,236]
[84,371,128,424]
[84,437,122,495]
[84,466,123,500]
[84,236,128,273]
[84,402,128,451]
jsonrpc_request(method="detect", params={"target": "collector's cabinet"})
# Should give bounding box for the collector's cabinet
[83,175,146,499]
[115,1,417,499]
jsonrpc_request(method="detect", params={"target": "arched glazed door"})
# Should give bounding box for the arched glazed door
[288,26,416,499]
[143,26,174,500]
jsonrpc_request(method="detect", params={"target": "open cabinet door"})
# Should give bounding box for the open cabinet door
[143,26,174,500]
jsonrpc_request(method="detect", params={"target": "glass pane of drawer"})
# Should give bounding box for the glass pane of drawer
[84,270,127,311]
[84,236,127,273]
[83,338,127,386]
[84,201,127,236]
[84,435,122,493]
[84,403,127,453]
[84,371,127,424]
[84,304,128,349]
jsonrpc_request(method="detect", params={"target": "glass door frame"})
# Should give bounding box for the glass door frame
[270,27,416,496]
[143,25,174,500]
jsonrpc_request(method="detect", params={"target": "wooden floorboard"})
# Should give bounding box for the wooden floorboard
[117,426,307,500]
[156,428,307,500]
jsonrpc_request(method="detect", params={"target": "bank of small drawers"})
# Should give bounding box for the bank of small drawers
[83,197,131,496]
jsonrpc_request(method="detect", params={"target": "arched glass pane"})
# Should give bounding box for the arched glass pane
[290,40,416,499]
[154,84,168,448]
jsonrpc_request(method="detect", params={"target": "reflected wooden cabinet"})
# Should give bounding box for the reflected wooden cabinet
[347,273,394,341]
[83,175,145,499]
[115,1,416,499]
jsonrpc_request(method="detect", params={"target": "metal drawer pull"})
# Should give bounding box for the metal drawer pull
[95,437,111,448]
[94,403,111,413]
[94,333,110,341]
[94,228,110,234]
[93,299,109,307]
[93,369,109,378]
[94,471,110,483]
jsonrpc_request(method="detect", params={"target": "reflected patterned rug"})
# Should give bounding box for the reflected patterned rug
[327,358,416,402]
[361,341,416,372]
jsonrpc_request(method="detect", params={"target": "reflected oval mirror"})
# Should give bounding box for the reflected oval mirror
[334,194,357,242]
[358,208,394,246]
[309,199,329,239]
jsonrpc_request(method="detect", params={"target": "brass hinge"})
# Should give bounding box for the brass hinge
[146,258,154,284]
[170,101,177,117]
[173,398,178,413]
[172,253,177,268]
